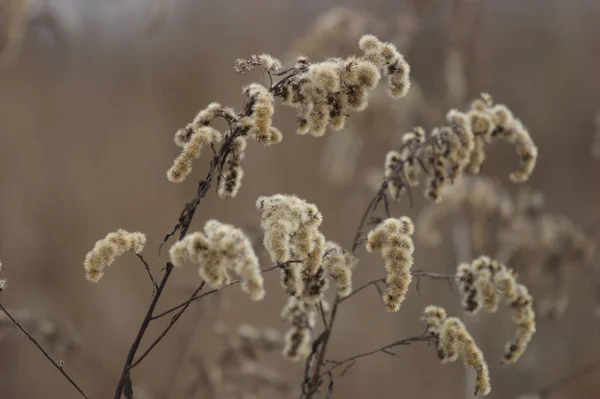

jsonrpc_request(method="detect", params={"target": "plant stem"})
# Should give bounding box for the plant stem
[0,303,90,399]
[113,263,174,399]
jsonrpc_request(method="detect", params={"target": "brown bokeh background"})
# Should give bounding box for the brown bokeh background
[1,0,600,398]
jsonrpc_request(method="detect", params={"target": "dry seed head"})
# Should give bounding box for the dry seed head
[358,34,383,54]
[322,241,357,297]
[84,230,147,283]
[355,60,381,89]
[169,240,190,267]
[455,256,536,363]
[422,307,491,396]
[168,221,264,300]
[301,265,329,304]
[218,136,247,199]
[366,217,415,311]
[192,102,237,129]
[383,272,412,312]
[508,124,538,183]
[167,126,222,183]
[282,327,311,362]
[234,54,282,74]
[309,63,341,93]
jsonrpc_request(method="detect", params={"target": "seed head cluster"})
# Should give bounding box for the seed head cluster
[384,93,537,204]
[422,305,491,396]
[366,216,415,312]
[167,83,282,195]
[84,229,147,283]
[456,256,535,364]
[168,125,222,183]
[234,54,283,75]
[256,194,356,360]
[280,297,316,361]
[277,34,410,137]
[169,35,409,201]
[168,219,264,301]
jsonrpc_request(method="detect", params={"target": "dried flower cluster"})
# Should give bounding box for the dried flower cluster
[168,219,265,301]
[280,297,316,361]
[256,194,356,360]
[422,305,491,396]
[83,230,147,283]
[167,84,282,193]
[169,34,409,201]
[456,256,535,364]
[384,93,537,203]
[366,216,415,311]
[234,54,283,75]
[168,123,222,183]
[277,34,410,137]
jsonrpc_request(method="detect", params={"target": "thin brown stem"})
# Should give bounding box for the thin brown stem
[339,278,385,304]
[306,296,340,398]
[137,254,158,290]
[0,303,90,399]
[323,334,432,378]
[151,261,301,321]
[114,263,174,399]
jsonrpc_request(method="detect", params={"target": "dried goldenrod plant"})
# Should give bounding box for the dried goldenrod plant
[83,229,147,283]
[456,256,536,364]
[0,17,547,399]
[168,219,265,301]
[423,305,491,396]
[384,93,537,204]
[366,216,415,311]
[256,194,356,360]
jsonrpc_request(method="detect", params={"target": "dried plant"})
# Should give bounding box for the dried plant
[423,305,491,396]
[1,8,570,399]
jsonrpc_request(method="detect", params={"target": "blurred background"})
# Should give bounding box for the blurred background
[1,0,600,398]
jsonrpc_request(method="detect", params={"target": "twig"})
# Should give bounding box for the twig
[340,270,455,305]
[338,278,385,304]
[322,335,432,378]
[130,281,202,369]
[151,261,301,321]
[113,263,174,399]
[317,301,329,330]
[137,254,158,290]
[305,296,340,398]
[0,303,90,399]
